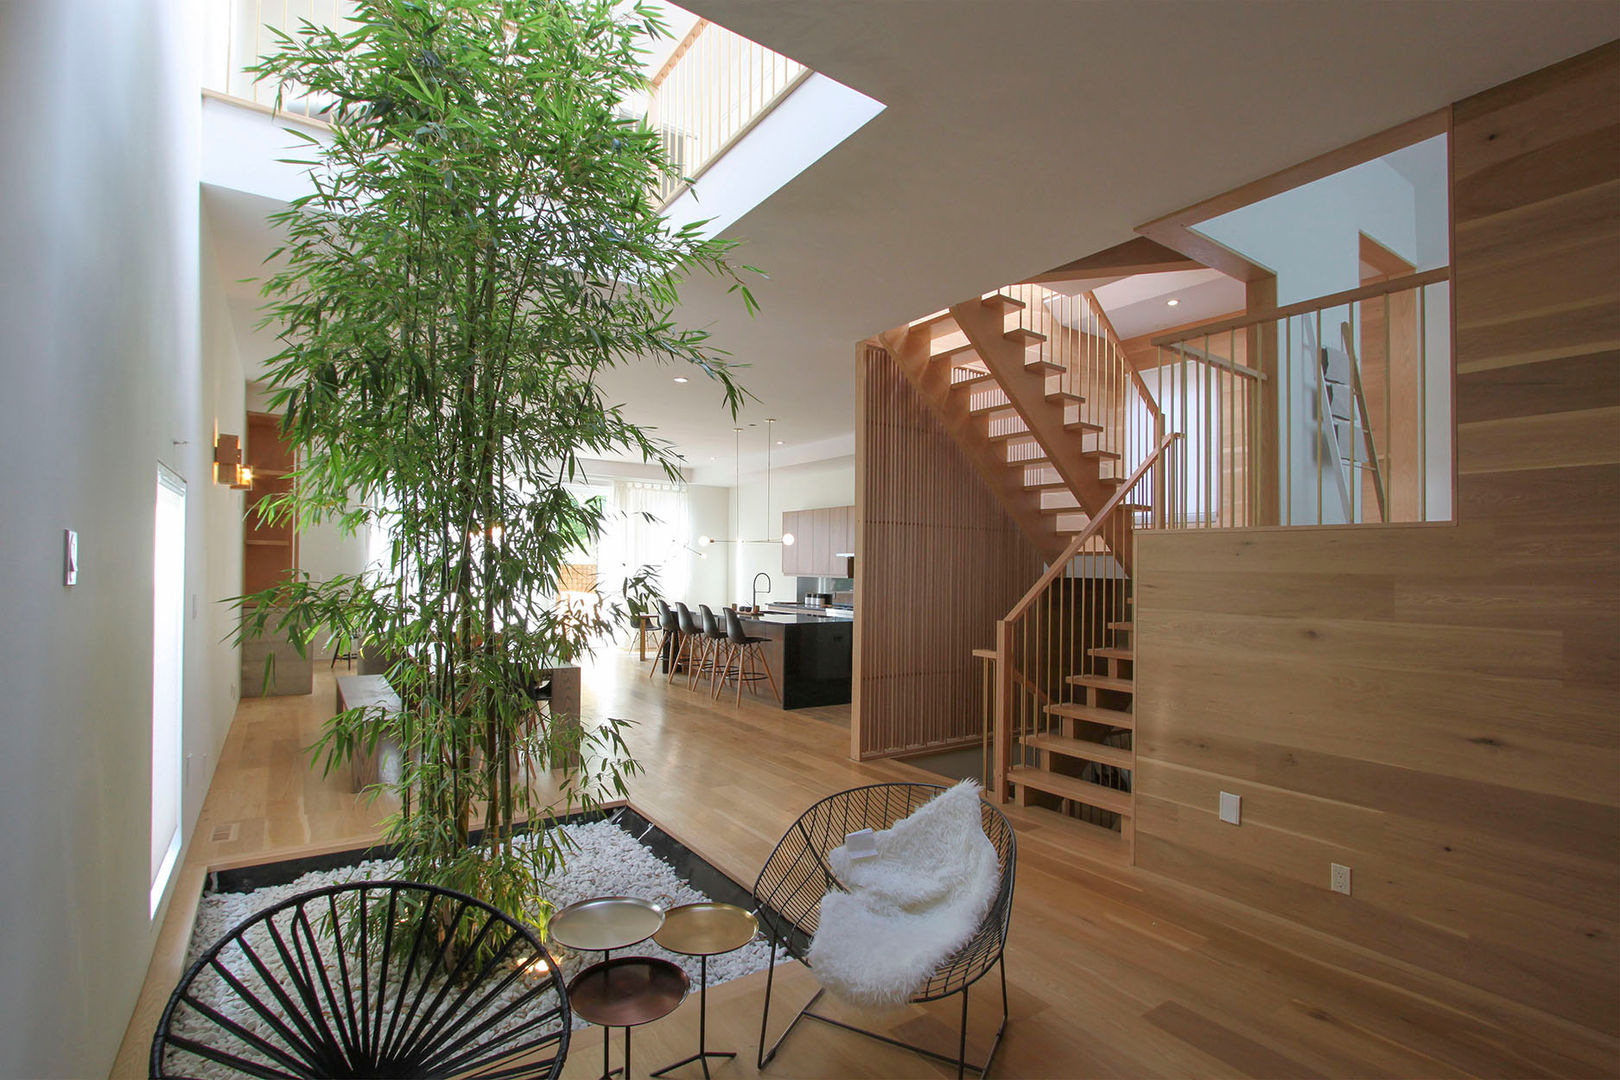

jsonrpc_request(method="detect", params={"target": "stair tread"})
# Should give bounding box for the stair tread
[934,342,979,361]
[1005,327,1048,346]
[950,367,996,385]
[1025,477,1071,490]
[1010,804,1130,862]
[1025,358,1065,373]
[968,396,1011,414]
[972,647,999,660]
[987,426,1033,441]
[1046,390,1084,403]
[1011,766,1132,815]
[1080,449,1122,460]
[982,293,1026,312]
[1065,419,1104,433]
[1108,620,1134,632]
[1045,701,1135,728]
[1066,673,1135,693]
[1024,733,1134,769]
[1088,646,1134,661]
[1040,503,1085,515]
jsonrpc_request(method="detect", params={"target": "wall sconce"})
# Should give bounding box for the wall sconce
[214,433,240,485]
[215,433,253,490]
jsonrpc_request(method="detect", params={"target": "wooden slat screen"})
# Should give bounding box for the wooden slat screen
[852,342,1044,759]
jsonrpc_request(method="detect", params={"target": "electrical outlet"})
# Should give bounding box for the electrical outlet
[1219,791,1241,825]
[1330,863,1352,895]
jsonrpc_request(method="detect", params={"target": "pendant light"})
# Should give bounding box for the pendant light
[696,419,796,547]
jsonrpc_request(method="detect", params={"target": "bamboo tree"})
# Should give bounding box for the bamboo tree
[235,0,755,945]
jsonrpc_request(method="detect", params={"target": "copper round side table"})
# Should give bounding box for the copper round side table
[649,902,758,1079]
[549,895,667,1078]
[569,956,689,1080]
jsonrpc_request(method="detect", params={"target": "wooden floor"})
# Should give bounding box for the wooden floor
[113,648,1618,1078]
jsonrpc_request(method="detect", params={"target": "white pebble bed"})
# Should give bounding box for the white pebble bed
[166,819,778,1076]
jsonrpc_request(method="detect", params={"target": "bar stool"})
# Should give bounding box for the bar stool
[718,608,780,705]
[647,599,679,680]
[668,603,700,684]
[693,605,729,692]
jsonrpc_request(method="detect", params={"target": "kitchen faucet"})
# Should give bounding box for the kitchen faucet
[753,571,772,612]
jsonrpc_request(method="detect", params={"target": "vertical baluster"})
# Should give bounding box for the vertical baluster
[1419,286,1428,521]
[1285,316,1293,526]
[1384,289,1393,520]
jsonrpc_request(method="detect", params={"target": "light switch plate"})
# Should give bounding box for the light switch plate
[1219,791,1241,825]
[1331,863,1352,895]
[63,529,78,586]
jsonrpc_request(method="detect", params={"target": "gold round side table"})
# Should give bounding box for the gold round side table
[649,902,759,1079]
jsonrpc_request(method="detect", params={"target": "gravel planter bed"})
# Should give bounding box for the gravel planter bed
[163,819,776,1077]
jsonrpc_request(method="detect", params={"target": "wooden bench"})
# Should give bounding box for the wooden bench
[336,667,583,792]
[336,674,403,793]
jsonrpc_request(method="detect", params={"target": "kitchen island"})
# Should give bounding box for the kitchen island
[734,612,852,710]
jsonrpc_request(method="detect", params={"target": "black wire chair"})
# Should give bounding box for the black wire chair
[753,783,1016,1079]
[151,880,570,1080]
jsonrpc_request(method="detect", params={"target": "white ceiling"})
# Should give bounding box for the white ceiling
[203,3,1618,474]
[1093,270,1245,342]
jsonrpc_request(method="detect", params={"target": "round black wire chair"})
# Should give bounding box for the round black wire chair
[753,783,1016,1079]
[151,880,570,1080]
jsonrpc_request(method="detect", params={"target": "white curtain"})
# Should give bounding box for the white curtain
[600,480,693,604]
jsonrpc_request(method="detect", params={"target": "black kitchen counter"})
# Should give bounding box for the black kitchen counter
[736,613,852,709]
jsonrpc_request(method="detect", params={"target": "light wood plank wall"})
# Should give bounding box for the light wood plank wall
[1133,42,1620,1037]
[853,342,1045,760]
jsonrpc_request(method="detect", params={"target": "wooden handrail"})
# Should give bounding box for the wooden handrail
[1160,339,1266,381]
[1151,267,1450,347]
[1003,432,1180,622]
[1084,290,1163,424]
[649,18,710,89]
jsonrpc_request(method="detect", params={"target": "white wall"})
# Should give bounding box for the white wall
[684,485,732,606]
[1191,135,1453,523]
[0,0,240,1074]
[727,455,856,604]
[1194,136,1449,305]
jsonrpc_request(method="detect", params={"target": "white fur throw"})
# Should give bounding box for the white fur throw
[806,780,1000,1009]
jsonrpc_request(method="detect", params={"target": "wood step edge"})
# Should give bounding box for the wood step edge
[1010,766,1132,815]
[1044,702,1135,728]
[1023,733,1134,769]
[1065,674,1134,693]
[1009,804,1130,861]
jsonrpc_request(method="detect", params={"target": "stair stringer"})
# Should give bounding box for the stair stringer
[878,324,1069,562]
[949,299,1136,574]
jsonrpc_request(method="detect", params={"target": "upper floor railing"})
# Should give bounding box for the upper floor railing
[645,18,809,205]
[206,0,351,118]
[204,2,808,205]
[1149,267,1451,527]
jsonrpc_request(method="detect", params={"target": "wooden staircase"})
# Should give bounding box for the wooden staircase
[880,283,1172,864]
[1011,599,1136,854]
[877,293,1134,565]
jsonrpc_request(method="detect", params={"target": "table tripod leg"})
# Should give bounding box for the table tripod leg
[626,1026,633,1080]
[652,954,736,1079]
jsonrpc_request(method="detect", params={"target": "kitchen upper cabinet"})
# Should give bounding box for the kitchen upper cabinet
[781,505,855,578]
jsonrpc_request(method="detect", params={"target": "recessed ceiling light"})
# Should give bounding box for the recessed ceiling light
[776,440,784,445]
[673,376,689,383]
[1166,298,1180,307]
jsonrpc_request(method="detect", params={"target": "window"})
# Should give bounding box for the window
[150,465,186,917]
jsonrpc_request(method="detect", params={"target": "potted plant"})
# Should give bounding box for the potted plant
[236,0,756,949]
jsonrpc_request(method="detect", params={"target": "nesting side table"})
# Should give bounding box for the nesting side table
[649,902,758,1079]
